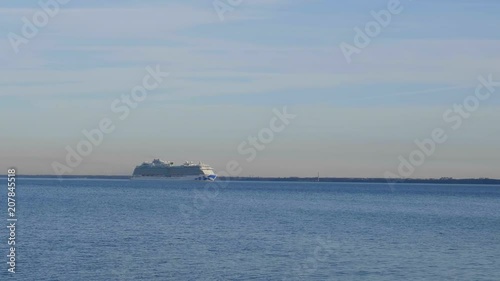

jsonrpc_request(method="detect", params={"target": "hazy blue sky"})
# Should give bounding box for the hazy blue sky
[1,0,499,178]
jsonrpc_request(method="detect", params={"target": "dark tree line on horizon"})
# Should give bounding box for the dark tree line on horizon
[10,175,500,185]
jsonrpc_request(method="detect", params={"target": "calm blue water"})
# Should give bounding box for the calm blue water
[0,179,499,280]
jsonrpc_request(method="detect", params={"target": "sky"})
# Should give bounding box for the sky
[0,0,499,178]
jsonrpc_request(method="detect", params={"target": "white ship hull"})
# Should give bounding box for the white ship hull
[131,175,217,181]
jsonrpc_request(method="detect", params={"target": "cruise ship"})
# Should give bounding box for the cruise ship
[132,159,217,181]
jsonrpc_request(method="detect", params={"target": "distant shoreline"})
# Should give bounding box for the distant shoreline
[4,175,500,185]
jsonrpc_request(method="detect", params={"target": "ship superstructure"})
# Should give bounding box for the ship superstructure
[132,159,217,181]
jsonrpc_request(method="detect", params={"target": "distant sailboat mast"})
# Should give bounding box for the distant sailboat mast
[317,172,320,182]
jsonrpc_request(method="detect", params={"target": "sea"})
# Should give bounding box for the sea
[0,178,499,281]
